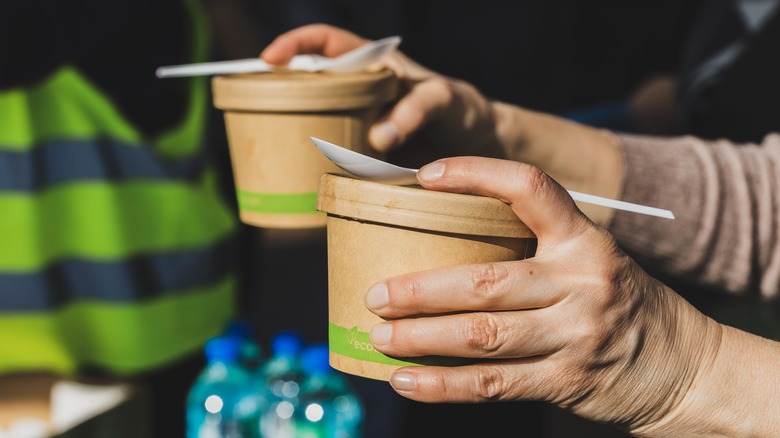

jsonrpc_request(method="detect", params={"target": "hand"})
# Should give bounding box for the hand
[261,24,504,162]
[363,156,722,434]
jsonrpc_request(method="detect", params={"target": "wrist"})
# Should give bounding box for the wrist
[634,323,780,437]
[627,299,723,437]
[491,100,530,161]
[492,102,625,225]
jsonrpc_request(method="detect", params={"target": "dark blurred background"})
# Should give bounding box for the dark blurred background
[204,1,706,437]
[7,0,778,435]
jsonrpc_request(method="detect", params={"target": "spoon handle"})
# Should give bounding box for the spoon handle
[567,190,674,219]
[156,58,272,78]
[309,136,674,220]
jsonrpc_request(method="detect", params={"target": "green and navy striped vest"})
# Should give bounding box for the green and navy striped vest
[0,1,237,375]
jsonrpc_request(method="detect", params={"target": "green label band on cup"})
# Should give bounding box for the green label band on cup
[237,190,322,214]
[328,322,472,367]
[329,322,414,366]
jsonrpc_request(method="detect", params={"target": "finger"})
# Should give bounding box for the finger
[260,24,369,64]
[381,51,437,81]
[416,157,591,246]
[369,78,457,151]
[366,260,564,319]
[387,360,556,404]
[369,307,568,360]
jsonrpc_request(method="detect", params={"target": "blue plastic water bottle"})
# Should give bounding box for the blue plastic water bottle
[259,332,305,438]
[294,344,364,438]
[186,336,267,438]
[224,320,265,373]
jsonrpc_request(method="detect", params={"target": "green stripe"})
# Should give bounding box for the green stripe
[328,323,472,367]
[0,91,34,149]
[0,173,235,270]
[0,66,206,159]
[0,68,141,150]
[329,322,413,366]
[237,189,322,215]
[153,74,207,158]
[153,0,210,159]
[0,275,235,374]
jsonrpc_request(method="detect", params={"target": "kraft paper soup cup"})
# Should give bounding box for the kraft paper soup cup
[212,69,398,229]
[316,173,538,381]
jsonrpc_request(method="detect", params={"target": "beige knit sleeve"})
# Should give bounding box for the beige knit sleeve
[607,133,780,300]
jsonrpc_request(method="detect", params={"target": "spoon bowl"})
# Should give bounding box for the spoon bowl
[310,137,675,219]
[311,137,419,184]
[289,36,401,72]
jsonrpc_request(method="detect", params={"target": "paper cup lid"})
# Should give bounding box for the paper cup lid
[317,173,535,238]
[212,69,398,112]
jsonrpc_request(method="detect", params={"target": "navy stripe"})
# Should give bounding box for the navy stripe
[0,236,236,311]
[0,139,207,191]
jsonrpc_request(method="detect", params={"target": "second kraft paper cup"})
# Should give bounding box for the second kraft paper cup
[212,69,398,229]
[316,173,538,381]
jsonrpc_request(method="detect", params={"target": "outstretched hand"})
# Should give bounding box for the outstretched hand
[261,24,504,159]
[364,156,722,434]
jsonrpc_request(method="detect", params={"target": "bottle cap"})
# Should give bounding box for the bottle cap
[225,320,252,340]
[204,336,240,364]
[301,344,331,375]
[271,332,303,357]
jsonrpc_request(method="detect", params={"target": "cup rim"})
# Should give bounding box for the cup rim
[316,173,535,238]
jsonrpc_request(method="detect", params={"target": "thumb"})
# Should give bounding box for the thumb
[261,24,368,65]
[369,78,455,152]
[416,156,592,244]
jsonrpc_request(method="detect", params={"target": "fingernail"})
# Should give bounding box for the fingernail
[417,161,445,182]
[370,323,392,346]
[390,372,417,391]
[370,122,399,150]
[365,283,389,310]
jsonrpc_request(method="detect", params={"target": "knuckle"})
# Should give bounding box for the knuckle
[468,263,509,304]
[401,78,455,128]
[473,367,506,401]
[580,319,610,352]
[463,313,503,354]
[590,246,638,310]
[399,98,428,128]
[524,166,553,198]
[427,78,455,106]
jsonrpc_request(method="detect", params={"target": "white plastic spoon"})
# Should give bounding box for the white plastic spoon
[156,36,402,78]
[310,137,675,220]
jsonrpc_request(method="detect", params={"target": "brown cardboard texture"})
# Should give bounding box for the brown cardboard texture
[317,173,537,380]
[0,374,54,431]
[212,70,398,229]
